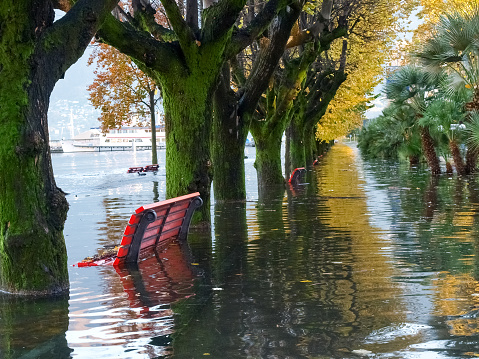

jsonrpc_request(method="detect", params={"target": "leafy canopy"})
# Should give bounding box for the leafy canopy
[87,43,161,132]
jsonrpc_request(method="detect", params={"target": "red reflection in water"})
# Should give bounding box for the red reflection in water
[114,240,197,317]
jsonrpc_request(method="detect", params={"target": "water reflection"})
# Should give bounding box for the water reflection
[115,241,197,311]
[67,182,199,358]
[8,144,479,357]
[0,294,71,359]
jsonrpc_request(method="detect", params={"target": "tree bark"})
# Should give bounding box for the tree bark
[186,0,199,29]
[252,125,285,190]
[163,79,214,222]
[0,0,119,294]
[212,68,247,201]
[303,127,316,166]
[420,126,441,175]
[466,146,479,174]
[289,120,306,170]
[449,140,465,175]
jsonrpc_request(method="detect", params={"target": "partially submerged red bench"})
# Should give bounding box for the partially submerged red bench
[289,167,306,184]
[143,164,159,172]
[76,192,202,267]
[127,166,144,173]
[127,164,159,174]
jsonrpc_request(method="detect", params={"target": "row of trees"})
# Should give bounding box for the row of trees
[359,5,479,177]
[0,0,413,294]
[85,0,414,210]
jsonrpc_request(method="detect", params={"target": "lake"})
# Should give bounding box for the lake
[2,142,479,358]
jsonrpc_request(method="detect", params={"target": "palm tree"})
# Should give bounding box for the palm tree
[358,104,422,164]
[465,111,479,157]
[385,65,441,174]
[416,7,479,173]
[422,98,466,174]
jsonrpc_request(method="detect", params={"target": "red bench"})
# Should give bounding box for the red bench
[127,166,144,173]
[143,164,159,172]
[76,192,203,267]
[289,167,306,184]
[127,165,159,175]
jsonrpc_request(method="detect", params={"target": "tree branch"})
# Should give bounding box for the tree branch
[131,0,177,41]
[285,0,332,48]
[201,0,248,43]
[97,14,186,77]
[227,0,292,58]
[239,4,301,117]
[306,70,347,121]
[160,0,196,49]
[42,0,120,82]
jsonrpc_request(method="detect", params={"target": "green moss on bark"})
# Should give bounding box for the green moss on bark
[211,76,248,201]
[252,127,285,189]
[159,34,233,222]
[0,2,69,295]
[289,112,307,169]
[163,77,214,223]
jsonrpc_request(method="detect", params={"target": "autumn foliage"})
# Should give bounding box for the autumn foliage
[87,43,160,133]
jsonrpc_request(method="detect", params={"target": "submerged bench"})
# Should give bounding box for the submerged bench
[76,192,203,267]
[143,164,159,173]
[127,166,144,173]
[289,167,306,184]
[127,164,159,174]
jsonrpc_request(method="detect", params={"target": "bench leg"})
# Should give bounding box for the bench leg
[178,197,203,240]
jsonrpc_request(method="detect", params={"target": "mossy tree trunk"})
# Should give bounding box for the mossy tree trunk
[211,66,248,201]
[99,1,248,222]
[163,74,216,221]
[0,0,118,294]
[211,5,300,200]
[250,48,312,188]
[288,40,348,169]
[303,126,316,165]
[289,117,307,170]
[99,0,293,216]
[284,68,347,170]
[252,122,287,189]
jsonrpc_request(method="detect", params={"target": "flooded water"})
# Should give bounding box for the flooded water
[2,142,479,358]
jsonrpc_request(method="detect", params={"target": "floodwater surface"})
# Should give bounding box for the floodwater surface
[2,143,479,358]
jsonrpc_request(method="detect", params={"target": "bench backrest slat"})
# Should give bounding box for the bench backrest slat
[113,192,202,266]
